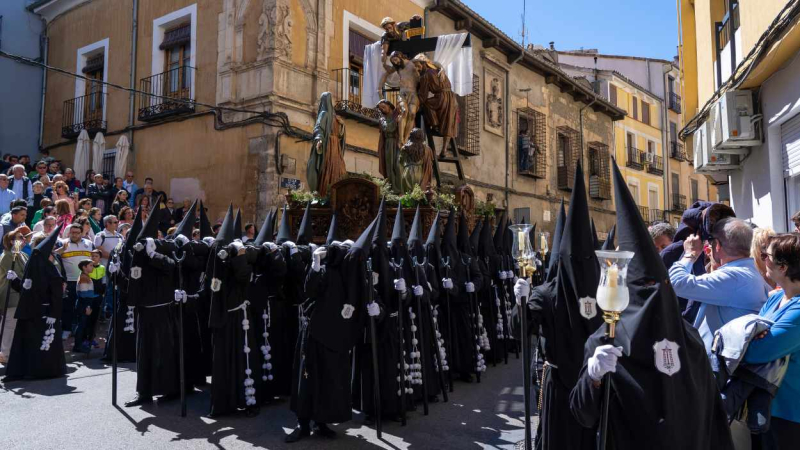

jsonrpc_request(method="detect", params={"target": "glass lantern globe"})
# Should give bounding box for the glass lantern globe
[594,250,635,313]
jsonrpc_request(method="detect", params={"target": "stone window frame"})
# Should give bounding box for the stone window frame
[151,4,197,101]
[74,38,109,125]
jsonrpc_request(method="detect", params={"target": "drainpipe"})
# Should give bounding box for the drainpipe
[37,20,48,152]
[661,64,671,218]
[579,94,598,161]
[127,0,139,146]
[505,51,524,212]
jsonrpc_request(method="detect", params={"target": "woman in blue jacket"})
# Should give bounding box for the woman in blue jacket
[744,233,800,448]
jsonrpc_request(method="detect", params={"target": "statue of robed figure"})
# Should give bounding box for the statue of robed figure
[306,92,347,198]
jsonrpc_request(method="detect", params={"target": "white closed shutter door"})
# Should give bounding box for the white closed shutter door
[781,113,800,177]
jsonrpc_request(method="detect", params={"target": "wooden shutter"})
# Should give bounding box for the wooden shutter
[632,96,638,120]
[609,84,617,106]
[641,100,650,125]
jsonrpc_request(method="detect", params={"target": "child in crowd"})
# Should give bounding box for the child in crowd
[86,250,107,347]
[73,260,96,353]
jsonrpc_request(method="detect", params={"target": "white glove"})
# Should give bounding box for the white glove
[367,302,380,317]
[309,243,318,253]
[506,270,514,279]
[587,345,623,382]
[312,247,327,272]
[45,317,56,325]
[498,271,507,280]
[145,237,156,258]
[217,249,229,260]
[442,278,454,290]
[202,237,216,246]
[133,242,144,252]
[412,285,424,296]
[174,234,190,247]
[6,270,18,281]
[465,282,475,293]
[394,278,407,293]
[514,278,530,304]
[283,241,298,256]
[174,289,187,303]
[372,272,379,286]
[108,262,120,274]
[230,241,245,255]
[263,242,278,253]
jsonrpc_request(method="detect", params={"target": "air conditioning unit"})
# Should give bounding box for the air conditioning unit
[711,90,760,152]
[694,121,741,173]
[644,152,654,164]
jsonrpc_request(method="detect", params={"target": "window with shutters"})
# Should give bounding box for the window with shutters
[609,84,617,106]
[632,96,638,120]
[588,142,611,200]
[641,99,650,125]
[691,179,699,204]
[456,74,481,156]
[517,108,547,178]
[557,126,580,191]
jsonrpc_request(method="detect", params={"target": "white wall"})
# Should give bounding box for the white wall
[557,53,669,99]
[729,48,800,232]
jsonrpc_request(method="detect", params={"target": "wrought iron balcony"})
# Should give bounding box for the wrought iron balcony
[331,68,400,124]
[671,141,687,161]
[589,174,611,200]
[638,205,650,224]
[138,66,195,122]
[672,193,687,212]
[669,92,682,113]
[62,93,107,139]
[646,154,664,175]
[650,209,666,224]
[626,147,645,170]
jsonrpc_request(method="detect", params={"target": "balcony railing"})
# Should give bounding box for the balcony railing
[638,205,650,224]
[670,141,687,161]
[672,193,687,212]
[668,92,682,113]
[331,68,400,124]
[646,154,664,175]
[589,174,611,200]
[62,92,107,139]
[138,66,195,122]
[650,209,666,224]
[626,147,645,170]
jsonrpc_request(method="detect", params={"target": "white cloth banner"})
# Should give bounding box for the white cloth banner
[362,33,473,107]
[362,42,384,110]
[433,33,473,96]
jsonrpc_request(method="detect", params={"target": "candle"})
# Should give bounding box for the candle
[518,231,526,250]
[540,234,547,253]
[597,263,629,312]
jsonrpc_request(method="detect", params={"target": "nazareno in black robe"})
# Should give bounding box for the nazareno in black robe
[127,240,180,398]
[5,243,66,380]
[176,239,212,386]
[291,242,367,424]
[569,161,734,450]
[208,242,260,416]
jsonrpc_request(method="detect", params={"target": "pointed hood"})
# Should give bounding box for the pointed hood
[137,194,163,241]
[296,202,313,245]
[351,215,378,256]
[478,215,497,259]
[275,205,292,244]
[441,207,459,259]
[234,209,243,240]
[35,224,62,259]
[407,205,426,260]
[326,213,339,246]
[493,212,507,255]
[372,198,388,247]
[601,224,616,251]
[591,218,600,250]
[123,207,144,257]
[215,204,235,246]
[175,199,198,238]
[579,159,735,449]
[469,219,483,256]
[503,217,514,257]
[199,201,213,239]
[391,203,406,247]
[545,199,566,282]
[425,209,442,253]
[253,208,276,246]
[457,210,473,256]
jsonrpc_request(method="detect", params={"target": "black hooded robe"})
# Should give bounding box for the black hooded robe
[127,243,180,397]
[177,240,213,386]
[5,258,66,380]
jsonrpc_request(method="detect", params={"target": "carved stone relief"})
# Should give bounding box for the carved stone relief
[258,1,293,60]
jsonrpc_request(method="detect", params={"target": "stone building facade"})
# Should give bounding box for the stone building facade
[30,0,624,244]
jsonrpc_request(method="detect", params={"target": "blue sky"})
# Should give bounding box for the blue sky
[461,0,679,61]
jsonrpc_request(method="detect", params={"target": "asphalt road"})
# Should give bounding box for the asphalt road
[0,356,538,449]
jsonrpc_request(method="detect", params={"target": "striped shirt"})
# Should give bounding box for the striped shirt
[59,238,95,282]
